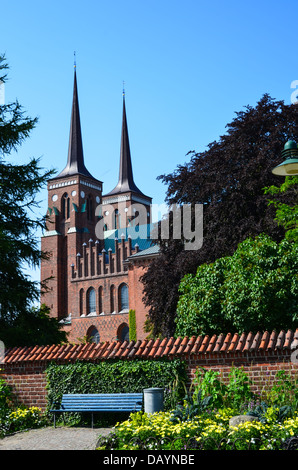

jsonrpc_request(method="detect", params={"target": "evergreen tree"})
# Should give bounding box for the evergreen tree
[0,55,66,347]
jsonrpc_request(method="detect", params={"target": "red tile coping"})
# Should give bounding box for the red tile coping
[3,329,298,364]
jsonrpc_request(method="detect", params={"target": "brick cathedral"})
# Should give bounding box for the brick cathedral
[40,69,159,344]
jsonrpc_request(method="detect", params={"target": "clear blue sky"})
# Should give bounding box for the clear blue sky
[2,0,298,283]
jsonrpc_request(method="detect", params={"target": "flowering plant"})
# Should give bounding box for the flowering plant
[97,409,298,451]
[8,406,47,433]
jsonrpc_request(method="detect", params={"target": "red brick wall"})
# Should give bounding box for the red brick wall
[186,350,297,393]
[66,313,129,343]
[127,259,152,341]
[2,350,297,412]
[3,362,48,410]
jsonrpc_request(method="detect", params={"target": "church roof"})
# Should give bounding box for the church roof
[55,68,96,180]
[126,244,160,259]
[103,224,155,253]
[104,96,150,199]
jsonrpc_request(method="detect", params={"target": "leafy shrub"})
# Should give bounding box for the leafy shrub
[224,366,255,409]
[193,366,255,411]
[175,234,298,336]
[266,370,298,409]
[0,372,13,419]
[170,390,212,424]
[193,368,227,408]
[247,401,293,424]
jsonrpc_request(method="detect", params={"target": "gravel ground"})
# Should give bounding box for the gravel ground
[0,426,112,450]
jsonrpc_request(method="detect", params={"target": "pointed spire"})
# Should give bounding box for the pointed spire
[105,93,145,196]
[57,67,95,179]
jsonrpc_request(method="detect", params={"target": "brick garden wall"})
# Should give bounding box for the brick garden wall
[2,348,297,412]
[3,362,48,410]
[187,350,296,394]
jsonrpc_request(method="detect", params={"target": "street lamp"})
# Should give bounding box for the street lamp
[272,140,298,176]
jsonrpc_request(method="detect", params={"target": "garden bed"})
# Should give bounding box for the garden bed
[96,409,298,450]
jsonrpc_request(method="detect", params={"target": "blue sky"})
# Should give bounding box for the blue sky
[1,0,298,282]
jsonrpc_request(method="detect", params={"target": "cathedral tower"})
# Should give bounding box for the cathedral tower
[102,93,152,232]
[40,69,156,343]
[41,68,103,320]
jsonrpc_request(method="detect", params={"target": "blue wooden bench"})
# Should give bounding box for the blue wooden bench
[50,393,143,428]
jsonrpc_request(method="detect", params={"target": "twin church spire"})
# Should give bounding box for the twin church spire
[57,67,145,199]
[57,69,94,180]
[105,94,145,197]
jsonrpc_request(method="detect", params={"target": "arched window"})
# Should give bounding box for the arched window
[98,286,103,314]
[110,285,115,313]
[87,195,93,221]
[88,327,100,344]
[62,193,70,219]
[117,323,129,342]
[114,209,121,229]
[79,289,84,316]
[87,287,96,315]
[119,283,129,312]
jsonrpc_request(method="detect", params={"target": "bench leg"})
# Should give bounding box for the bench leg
[53,413,56,428]
[91,413,94,429]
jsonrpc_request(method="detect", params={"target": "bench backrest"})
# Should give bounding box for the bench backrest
[60,393,143,412]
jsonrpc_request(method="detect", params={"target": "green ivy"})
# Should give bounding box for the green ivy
[128,309,137,342]
[45,358,187,426]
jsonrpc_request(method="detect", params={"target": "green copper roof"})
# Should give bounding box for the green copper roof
[104,224,155,253]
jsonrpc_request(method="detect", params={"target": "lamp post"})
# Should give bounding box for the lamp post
[272,140,298,176]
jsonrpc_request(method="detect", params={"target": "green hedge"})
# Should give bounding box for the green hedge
[45,358,187,426]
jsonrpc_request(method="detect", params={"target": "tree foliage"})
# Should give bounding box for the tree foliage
[175,234,298,336]
[264,175,298,243]
[142,94,298,337]
[0,55,66,347]
[0,304,67,348]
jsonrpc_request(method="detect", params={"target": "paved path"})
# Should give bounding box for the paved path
[0,426,112,450]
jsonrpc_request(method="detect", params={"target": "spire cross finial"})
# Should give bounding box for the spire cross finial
[123,80,125,98]
[74,51,76,69]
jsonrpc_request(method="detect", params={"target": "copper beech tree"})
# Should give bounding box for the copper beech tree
[142,94,298,337]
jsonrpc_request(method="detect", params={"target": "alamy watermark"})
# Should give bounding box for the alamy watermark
[291,80,298,104]
[95,202,203,251]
